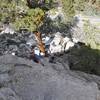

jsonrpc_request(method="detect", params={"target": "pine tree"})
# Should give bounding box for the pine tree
[0,0,45,31]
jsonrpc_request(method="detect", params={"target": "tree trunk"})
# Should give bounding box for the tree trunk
[34,31,45,56]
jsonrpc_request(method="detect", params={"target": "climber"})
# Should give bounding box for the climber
[30,46,44,66]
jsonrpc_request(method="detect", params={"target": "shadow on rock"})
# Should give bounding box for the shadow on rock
[67,45,100,76]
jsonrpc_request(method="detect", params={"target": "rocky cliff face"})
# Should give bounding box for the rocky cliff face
[0,54,100,100]
[0,1,100,100]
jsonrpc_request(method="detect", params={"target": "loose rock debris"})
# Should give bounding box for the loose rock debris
[0,30,79,65]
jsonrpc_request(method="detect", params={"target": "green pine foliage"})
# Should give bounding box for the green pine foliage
[0,0,45,31]
[14,8,45,31]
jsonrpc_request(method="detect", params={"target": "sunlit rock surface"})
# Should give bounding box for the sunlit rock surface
[49,32,77,53]
[0,24,15,35]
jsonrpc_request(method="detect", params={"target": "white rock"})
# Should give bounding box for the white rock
[45,37,53,46]
[49,44,62,54]
[50,32,62,46]
[48,32,76,54]
[61,37,71,52]
[52,38,60,46]
[54,32,62,37]
[72,38,79,43]
[63,37,70,43]
[1,26,15,35]
[65,41,75,51]
[49,45,54,54]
